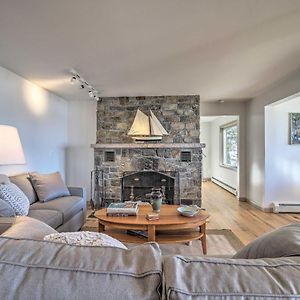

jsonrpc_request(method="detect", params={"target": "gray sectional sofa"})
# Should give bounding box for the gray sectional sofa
[1,175,300,299]
[0,236,299,299]
[0,173,86,234]
[0,219,300,299]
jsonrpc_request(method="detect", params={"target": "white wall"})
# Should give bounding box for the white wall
[265,96,300,206]
[246,70,300,209]
[66,100,97,200]
[200,121,211,179]
[200,101,246,198]
[210,116,238,191]
[0,66,68,177]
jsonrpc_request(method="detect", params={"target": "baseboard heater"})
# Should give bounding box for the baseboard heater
[211,177,237,196]
[272,203,300,213]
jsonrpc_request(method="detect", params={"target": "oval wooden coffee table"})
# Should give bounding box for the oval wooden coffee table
[95,204,210,254]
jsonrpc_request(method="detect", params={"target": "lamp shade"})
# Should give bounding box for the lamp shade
[0,125,26,165]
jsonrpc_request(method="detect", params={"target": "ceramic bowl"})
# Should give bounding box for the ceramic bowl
[177,206,199,217]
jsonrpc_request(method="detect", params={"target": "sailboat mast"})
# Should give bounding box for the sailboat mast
[149,115,152,136]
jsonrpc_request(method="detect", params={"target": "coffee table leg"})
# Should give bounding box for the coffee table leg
[148,225,155,242]
[98,221,105,233]
[200,223,207,255]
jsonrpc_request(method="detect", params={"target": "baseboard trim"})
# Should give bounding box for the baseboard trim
[245,198,273,212]
[211,177,237,196]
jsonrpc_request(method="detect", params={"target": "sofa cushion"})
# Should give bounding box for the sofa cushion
[27,209,63,229]
[0,238,162,300]
[44,231,127,249]
[0,218,16,235]
[1,216,57,240]
[30,172,70,202]
[163,255,300,300]
[9,173,37,204]
[233,222,300,259]
[0,182,30,215]
[30,196,85,223]
[0,174,10,184]
[0,199,15,217]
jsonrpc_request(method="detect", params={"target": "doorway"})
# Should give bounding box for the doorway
[200,116,240,197]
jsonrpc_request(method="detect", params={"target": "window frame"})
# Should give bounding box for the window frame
[219,121,238,170]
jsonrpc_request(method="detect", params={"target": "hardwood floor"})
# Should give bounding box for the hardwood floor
[202,181,300,245]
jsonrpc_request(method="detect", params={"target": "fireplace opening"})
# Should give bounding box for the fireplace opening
[121,171,177,204]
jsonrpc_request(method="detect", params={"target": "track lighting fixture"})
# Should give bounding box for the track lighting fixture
[69,69,100,101]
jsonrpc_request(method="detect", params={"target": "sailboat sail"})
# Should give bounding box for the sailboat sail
[127,109,150,136]
[150,110,168,135]
[150,117,162,136]
[128,109,169,141]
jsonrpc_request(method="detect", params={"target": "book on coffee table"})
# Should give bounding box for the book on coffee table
[107,202,139,216]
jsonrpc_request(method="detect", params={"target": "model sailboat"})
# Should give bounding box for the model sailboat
[128,109,169,141]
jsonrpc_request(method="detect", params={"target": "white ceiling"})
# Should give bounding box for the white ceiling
[1,0,300,102]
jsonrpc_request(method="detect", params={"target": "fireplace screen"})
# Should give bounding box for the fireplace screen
[121,171,178,204]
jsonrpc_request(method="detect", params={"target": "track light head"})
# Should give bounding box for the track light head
[94,96,100,101]
[80,84,85,89]
[88,90,94,98]
[70,76,76,84]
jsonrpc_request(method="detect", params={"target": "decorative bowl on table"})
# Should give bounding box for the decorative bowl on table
[177,205,200,217]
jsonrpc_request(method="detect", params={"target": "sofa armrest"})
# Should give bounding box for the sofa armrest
[68,187,87,201]
[164,255,300,299]
[0,217,16,235]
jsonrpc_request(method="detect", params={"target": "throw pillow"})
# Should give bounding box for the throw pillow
[30,172,70,202]
[0,182,30,215]
[0,199,16,217]
[233,222,300,259]
[9,173,38,204]
[1,216,57,240]
[44,231,128,249]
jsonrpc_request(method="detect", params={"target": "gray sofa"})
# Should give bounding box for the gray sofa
[0,173,86,234]
[0,236,299,300]
[0,220,300,299]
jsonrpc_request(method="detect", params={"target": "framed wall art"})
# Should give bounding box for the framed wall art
[289,113,300,144]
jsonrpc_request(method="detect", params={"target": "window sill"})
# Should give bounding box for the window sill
[219,164,238,171]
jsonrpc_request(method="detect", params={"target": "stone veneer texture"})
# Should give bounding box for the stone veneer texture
[97,95,200,144]
[94,95,203,205]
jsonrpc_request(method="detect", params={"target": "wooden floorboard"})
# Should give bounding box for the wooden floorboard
[202,181,300,245]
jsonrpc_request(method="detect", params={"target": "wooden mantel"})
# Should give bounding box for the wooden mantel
[91,143,205,149]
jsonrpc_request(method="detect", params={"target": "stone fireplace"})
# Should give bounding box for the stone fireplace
[92,95,204,207]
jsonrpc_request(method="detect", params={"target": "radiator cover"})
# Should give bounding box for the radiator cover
[272,203,300,213]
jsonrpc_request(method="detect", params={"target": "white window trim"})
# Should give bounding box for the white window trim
[219,121,238,170]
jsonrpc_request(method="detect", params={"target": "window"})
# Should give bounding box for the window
[221,123,238,168]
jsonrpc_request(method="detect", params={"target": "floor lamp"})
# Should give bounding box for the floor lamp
[0,125,26,166]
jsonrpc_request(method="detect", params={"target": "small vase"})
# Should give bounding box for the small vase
[151,188,163,213]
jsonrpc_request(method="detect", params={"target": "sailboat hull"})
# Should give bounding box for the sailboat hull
[131,135,163,141]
